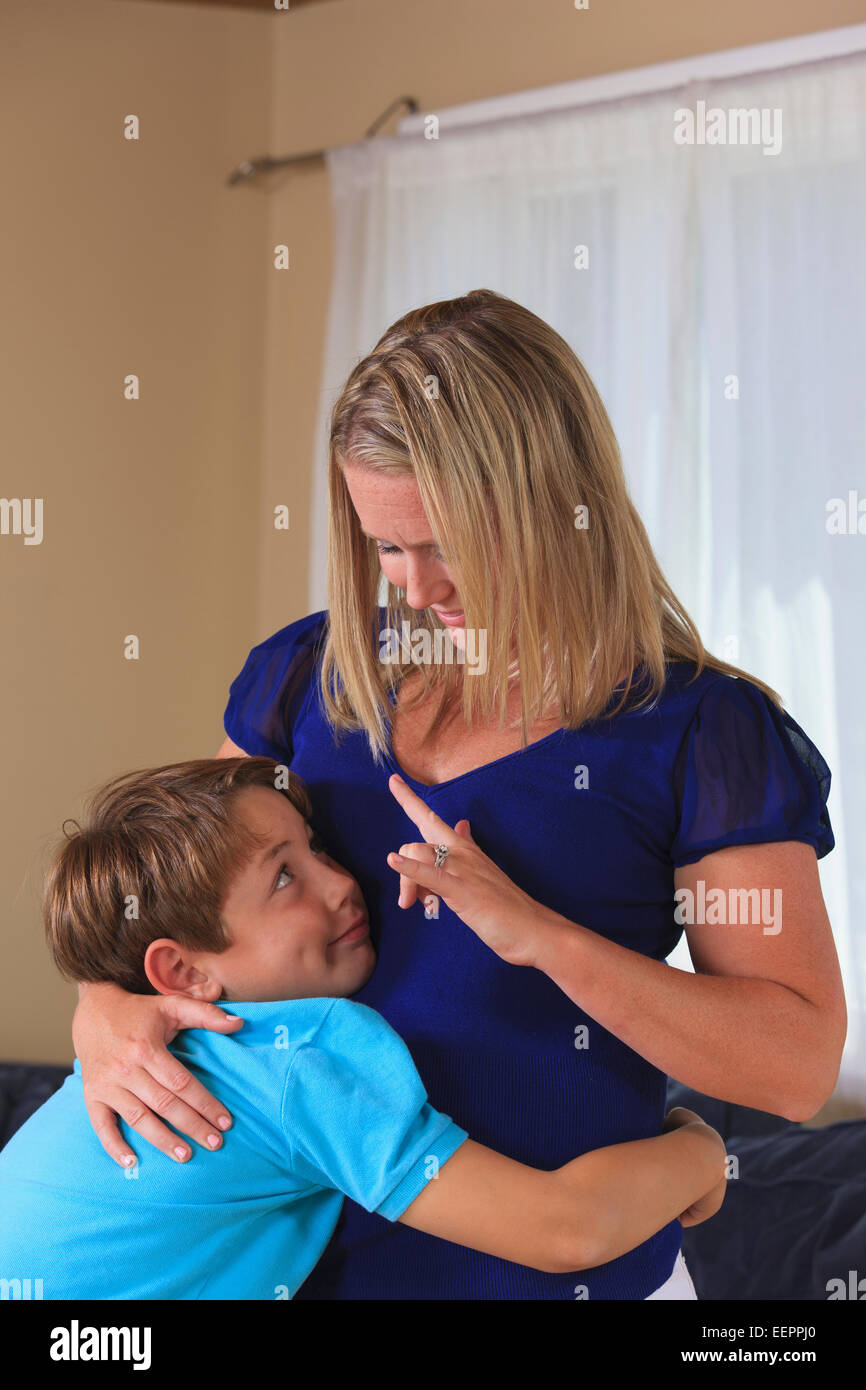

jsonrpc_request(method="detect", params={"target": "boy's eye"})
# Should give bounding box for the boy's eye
[274,836,328,891]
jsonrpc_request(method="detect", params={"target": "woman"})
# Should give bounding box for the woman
[73,288,846,1300]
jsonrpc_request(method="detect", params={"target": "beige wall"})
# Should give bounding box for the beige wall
[2,0,865,1063]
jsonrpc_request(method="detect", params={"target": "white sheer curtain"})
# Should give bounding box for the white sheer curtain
[312,48,866,1103]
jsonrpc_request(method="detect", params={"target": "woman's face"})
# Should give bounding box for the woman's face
[342,464,466,643]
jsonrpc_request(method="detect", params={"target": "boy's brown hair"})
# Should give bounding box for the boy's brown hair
[44,758,312,994]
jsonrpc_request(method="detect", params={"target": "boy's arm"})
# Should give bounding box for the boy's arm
[397,1111,725,1274]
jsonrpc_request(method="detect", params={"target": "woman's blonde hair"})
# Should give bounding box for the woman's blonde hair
[320,287,781,764]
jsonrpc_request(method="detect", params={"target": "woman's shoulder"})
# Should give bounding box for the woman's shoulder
[657,659,804,740]
[222,610,330,761]
[636,660,829,780]
[249,608,330,657]
[661,662,835,864]
[608,658,734,730]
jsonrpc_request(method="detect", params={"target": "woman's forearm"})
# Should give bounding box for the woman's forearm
[531,911,833,1120]
[74,979,125,1019]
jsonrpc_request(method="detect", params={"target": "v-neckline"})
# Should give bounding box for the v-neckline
[382,663,645,793]
[383,683,567,793]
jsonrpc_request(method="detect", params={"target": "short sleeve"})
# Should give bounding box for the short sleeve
[671,675,834,868]
[281,1000,469,1221]
[222,610,329,761]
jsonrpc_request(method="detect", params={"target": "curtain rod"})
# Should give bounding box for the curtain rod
[226,95,419,185]
[396,23,866,136]
[226,23,866,185]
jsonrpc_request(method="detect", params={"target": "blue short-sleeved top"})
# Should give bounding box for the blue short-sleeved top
[0,998,468,1299]
[223,608,834,1300]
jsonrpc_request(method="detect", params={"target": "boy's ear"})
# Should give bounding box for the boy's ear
[144,939,223,1001]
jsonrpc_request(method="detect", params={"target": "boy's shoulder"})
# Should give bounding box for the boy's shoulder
[302,997,396,1044]
[179,997,392,1061]
[190,1000,422,1148]
[282,999,425,1105]
[284,997,402,1059]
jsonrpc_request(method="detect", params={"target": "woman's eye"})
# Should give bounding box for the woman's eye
[275,863,293,890]
[376,542,444,560]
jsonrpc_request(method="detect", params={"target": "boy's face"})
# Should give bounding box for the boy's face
[188,787,376,1002]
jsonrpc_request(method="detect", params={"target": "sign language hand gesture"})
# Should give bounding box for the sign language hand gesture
[386,773,549,969]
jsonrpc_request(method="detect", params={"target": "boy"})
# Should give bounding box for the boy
[0,757,725,1299]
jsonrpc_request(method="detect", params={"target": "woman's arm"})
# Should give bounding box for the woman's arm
[216,735,250,759]
[398,1108,726,1274]
[386,778,847,1121]
[73,982,244,1165]
[530,841,847,1121]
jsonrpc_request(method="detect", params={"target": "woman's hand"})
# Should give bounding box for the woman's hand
[663,1106,728,1228]
[386,773,553,968]
[73,981,243,1167]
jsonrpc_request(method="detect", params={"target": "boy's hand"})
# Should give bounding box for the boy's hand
[678,1171,728,1228]
[663,1106,728,1228]
[73,981,243,1167]
[662,1105,706,1133]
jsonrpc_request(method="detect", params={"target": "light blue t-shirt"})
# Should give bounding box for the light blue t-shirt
[0,998,469,1300]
